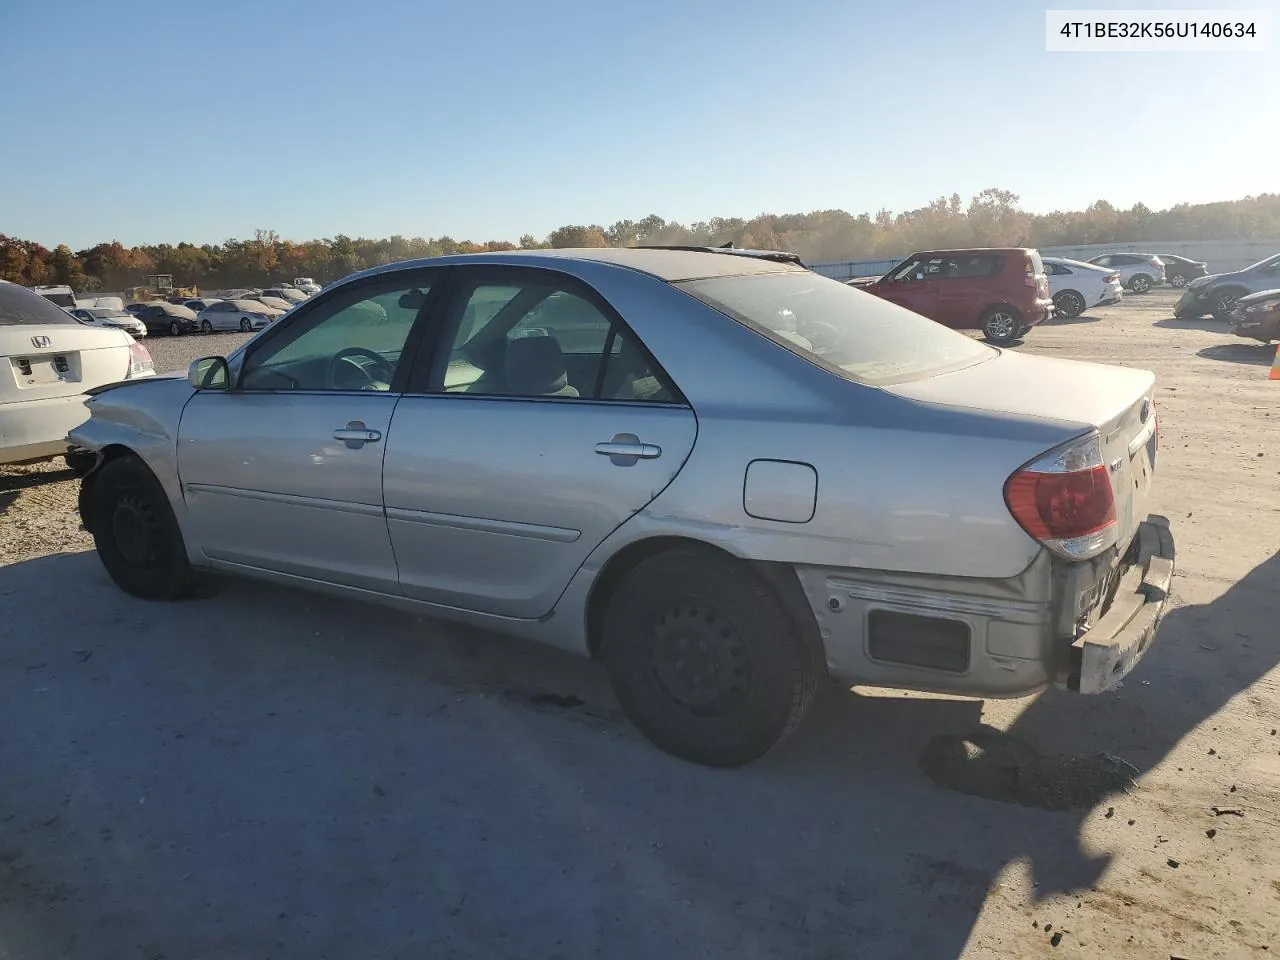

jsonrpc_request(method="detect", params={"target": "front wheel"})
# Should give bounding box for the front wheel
[1170,274,1188,288]
[981,307,1023,346]
[240,317,252,332]
[1052,290,1086,319]
[1212,290,1243,321]
[200,319,213,334]
[1129,274,1152,294]
[89,455,194,601]
[601,548,824,767]
[169,321,180,337]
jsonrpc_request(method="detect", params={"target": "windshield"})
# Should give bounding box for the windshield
[0,283,81,325]
[677,271,994,386]
[1246,254,1280,272]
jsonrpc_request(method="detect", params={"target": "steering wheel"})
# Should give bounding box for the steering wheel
[329,347,394,390]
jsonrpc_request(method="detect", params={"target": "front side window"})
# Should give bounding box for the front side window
[678,271,993,387]
[428,273,676,403]
[890,257,944,282]
[239,277,432,391]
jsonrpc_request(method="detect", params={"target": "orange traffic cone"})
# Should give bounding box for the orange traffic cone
[1272,344,1280,381]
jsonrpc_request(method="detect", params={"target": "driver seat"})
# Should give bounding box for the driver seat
[502,335,579,398]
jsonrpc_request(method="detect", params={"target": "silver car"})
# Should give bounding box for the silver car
[68,249,1175,767]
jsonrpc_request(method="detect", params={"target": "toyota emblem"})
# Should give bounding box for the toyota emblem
[30,335,51,349]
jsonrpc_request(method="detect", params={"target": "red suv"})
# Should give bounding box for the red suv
[850,247,1054,345]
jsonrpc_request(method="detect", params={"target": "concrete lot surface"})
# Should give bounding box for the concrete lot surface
[1,290,1277,958]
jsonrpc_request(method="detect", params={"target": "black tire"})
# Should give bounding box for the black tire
[1129,273,1152,294]
[1211,289,1244,321]
[239,317,252,332]
[1170,273,1188,288]
[981,306,1022,346]
[601,547,824,767]
[64,450,96,477]
[1052,290,1086,319]
[89,455,194,601]
[200,319,213,334]
[169,320,180,336]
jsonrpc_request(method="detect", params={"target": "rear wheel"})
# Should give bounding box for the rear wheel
[981,306,1022,346]
[1052,290,1086,319]
[1129,274,1152,294]
[601,547,824,767]
[200,319,213,334]
[240,317,252,332]
[89,455,194,601]
[169,320,180,336]
[1170,273,1188,288]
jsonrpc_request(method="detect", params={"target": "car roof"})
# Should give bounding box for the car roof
[346,247,806,284]
[908,247,1032,258]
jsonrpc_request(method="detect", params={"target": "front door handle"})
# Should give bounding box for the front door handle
[334,420,382,448]
[595,432,661,466]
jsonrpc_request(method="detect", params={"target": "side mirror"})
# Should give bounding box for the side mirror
[189,356,230,390]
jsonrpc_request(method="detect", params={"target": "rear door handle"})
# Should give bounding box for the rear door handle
[334,421,382,448]
[595,432,661,466]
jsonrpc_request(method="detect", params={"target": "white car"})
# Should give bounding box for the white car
[292,277,321,295]
[71,307,149,337]
[196,299,282,333]
[1086,253,1166,293]
[0,281,154,473]
[1042,258,1124,318]
[262,286,309,304]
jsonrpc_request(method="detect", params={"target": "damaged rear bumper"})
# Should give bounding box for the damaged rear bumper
[1067,516,1175,694]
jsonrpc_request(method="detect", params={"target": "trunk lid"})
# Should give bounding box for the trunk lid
[0,324,134,404]
[885,350,1158,554]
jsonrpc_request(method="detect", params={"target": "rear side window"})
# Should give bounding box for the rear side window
[678,272,993,387]
[0,283,79,325]
[943,255,1002,279]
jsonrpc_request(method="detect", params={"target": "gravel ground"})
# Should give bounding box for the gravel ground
[1,291,1278,959]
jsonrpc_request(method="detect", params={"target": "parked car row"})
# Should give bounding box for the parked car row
[117,282,317,336]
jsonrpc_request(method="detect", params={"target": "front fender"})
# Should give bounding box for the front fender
[69,377,200,561]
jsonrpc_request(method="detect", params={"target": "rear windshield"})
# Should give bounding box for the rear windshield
[0,283,80,325]
[677,272,994,386]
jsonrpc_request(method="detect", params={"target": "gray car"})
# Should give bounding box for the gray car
[67,248,1175,767]
[1174,252,1280,320]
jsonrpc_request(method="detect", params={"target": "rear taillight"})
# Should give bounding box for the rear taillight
[1004,432,1117,560]
[1104,272,1120,284]
[1151,257,1164,268]
[126,340,154,378]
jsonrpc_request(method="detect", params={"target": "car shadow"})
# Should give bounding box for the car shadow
[1153,316,1228,333]
[1197,343,1276,366]
[0,467,75,515]
[1042,314,1100,326]
[0,550,1276,958]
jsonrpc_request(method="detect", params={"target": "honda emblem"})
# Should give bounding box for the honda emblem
[30,335,51,349]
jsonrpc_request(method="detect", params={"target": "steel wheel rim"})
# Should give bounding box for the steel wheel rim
[646,601,750,717]
[987,312,1015,339]
[111,495,157,565]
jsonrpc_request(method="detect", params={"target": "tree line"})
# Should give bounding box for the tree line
[4,190,1278,293]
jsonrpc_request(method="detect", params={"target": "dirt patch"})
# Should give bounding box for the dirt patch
[918,725,1137,811]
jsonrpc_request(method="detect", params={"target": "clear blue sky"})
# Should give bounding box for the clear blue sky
[0,0,1275,249]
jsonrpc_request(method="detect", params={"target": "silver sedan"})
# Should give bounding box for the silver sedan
[69,248,1175,766]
